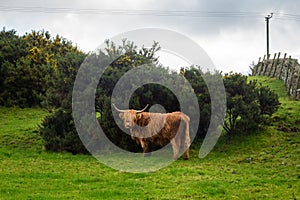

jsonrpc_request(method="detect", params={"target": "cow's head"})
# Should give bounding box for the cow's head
[113,104,148,128]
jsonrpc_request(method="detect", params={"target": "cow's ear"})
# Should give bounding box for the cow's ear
[119,113,124,119]
[136,113,143,120]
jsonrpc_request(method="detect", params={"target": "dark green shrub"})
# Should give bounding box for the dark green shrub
[223,73,280,136]
[257,85,280,116]
[39,109,88,154]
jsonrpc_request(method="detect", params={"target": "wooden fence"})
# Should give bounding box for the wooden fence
[252,53,300,99]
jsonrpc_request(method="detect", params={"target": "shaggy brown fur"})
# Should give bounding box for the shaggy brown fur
[118,110,190,160]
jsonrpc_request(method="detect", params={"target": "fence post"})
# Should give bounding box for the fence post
[259,55,266,75]
[254,57,261,75]
[288,60,297,95]
[294,71,300,99]
[263,54,270,76]
[278,53,287,79]
[284,56,292,85]
[272,52,281,77]
[268,53,277,76]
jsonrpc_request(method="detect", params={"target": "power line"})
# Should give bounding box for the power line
[270,12,300,21]
[0,6,266,18]
[1,6,300,22]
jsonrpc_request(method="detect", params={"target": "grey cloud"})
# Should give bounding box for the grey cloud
[1,0,300,72]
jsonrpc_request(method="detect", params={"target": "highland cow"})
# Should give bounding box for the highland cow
[113,104,190,160]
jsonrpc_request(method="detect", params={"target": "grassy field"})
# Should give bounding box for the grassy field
[0,76,300,199]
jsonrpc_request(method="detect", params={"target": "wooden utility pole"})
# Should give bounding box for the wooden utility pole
[265,13,273,59]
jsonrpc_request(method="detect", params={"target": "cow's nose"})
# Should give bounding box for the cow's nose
[125,122,131,128]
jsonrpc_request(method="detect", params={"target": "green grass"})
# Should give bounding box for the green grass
[0,77,300,199]
[248,76,300,133]
[0,107,47,150]
[248,76,288,99]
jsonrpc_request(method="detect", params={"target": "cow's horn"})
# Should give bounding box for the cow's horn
[112,103,126,112]
[136,104,149,113]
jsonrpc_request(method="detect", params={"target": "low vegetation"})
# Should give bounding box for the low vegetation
[0,76,299,199]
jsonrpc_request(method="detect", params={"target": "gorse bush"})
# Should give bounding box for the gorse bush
[0,28,87,153]
[0,28,84,107]
[223,73,280,136]
[39,109,88,154]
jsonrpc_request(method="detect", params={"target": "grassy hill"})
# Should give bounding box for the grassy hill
[0,76,299,199]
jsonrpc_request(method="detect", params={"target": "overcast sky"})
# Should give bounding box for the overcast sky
[1,0,300,74]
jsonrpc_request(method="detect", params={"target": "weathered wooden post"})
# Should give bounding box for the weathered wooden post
[294,71,300,99]
[288,60,297,95]
[263,54,270,76]
[259,55,266,75]
[268,53,277,76]
[278,53,287,79]
[272,52,281,77]
[254,57,261,75]
[284,56,292,85]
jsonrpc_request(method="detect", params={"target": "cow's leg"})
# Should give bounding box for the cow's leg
[181,130,190,160]
[183,148,189,160]
[170,139,179,160]
[183,121,190,160]
[176,116,190,160]
[183,140,189,160]
[140,139,151,157]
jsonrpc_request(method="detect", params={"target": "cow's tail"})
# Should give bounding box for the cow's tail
[182,114,190,160]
